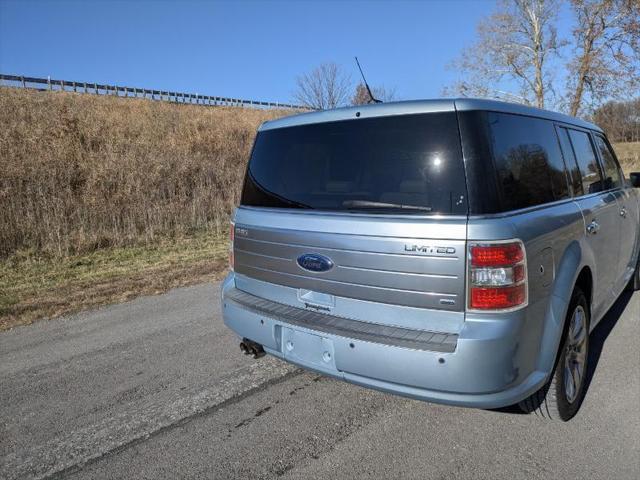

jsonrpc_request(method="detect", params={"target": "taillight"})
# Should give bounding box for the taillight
[468,241,527,311]
[229,222,235,271]
[470,243,524,267]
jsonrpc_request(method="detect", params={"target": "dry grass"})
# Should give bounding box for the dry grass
[0,88,294,328]
[613,142,640,174]
[0,232,229,331]
[0,87,292,257]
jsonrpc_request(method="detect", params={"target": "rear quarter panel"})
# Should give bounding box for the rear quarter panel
[467,199,588,382]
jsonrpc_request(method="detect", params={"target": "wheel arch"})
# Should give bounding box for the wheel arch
[536,240,593,377]
[573,266,593,312]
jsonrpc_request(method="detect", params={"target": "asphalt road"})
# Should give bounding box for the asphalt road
[1,282,638,480]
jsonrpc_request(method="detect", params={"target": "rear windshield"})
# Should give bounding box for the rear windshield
[241,112,468,215]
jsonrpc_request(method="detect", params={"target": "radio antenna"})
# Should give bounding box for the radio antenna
[355,56,382,104]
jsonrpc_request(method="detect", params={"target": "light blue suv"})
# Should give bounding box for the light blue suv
[221,99,640,421]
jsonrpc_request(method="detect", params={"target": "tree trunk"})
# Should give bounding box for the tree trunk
[569,63,589,117]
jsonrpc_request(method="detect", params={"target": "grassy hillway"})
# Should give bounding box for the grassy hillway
[0,88,292,257]
[0,88,639,330]
[0,88,292,330]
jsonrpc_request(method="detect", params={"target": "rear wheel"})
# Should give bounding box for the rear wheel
[519,287,589,421]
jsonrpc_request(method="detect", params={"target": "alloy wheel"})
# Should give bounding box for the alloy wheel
[564,305,588,403]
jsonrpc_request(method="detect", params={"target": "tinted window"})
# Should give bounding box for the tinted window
[567,130,603,194]
[458,111,569,213]
[241,113,468,215]
[594,135,623,189]
[556,127,584,195]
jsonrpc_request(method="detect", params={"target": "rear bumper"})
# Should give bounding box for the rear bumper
[221,274,548,409]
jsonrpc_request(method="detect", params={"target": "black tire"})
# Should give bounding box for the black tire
[625,253,640,291]
[519,287,590,421]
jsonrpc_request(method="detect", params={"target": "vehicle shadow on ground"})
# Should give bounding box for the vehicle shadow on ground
[581,290,633,396]
[494,290,633,415]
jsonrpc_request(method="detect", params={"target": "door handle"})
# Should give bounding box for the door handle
[620,207,627,218]
[586,220,600,235]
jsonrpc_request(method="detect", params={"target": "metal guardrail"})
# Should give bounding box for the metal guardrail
[0,73,309,110]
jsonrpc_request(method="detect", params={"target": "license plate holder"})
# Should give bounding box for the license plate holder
[282,327,336,372]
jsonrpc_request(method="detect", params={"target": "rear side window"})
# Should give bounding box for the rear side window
[241,112,468,215]
[567,130,604,194]
[458,111,569,213]
[556,127,584,195]
[593,135,624,189]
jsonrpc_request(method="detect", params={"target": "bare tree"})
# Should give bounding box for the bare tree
[447,0,561,108]
[351,83,397,105]
[591,98,640,142]
[293,63,352,110]
[565,0,640,117]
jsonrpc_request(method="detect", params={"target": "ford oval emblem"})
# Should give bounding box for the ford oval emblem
[297,253,334,273]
